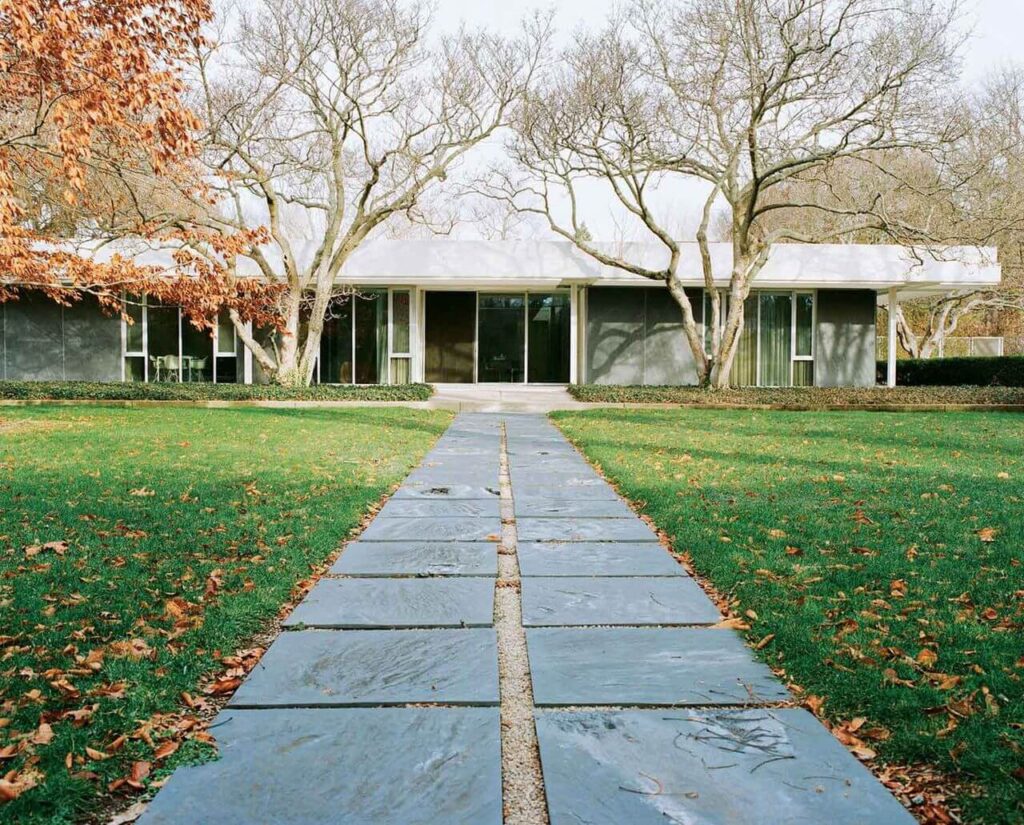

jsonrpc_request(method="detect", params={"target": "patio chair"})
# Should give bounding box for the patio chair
[190,357,208,382]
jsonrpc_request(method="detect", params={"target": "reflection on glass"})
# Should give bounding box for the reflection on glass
[126,301,144,352]
[796,293,813,357]
[217,313,236,354]
[478,294,525,383]
[527,293,570,383]
[125,356,145,382]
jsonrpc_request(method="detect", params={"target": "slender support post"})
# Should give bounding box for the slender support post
[887,287,898,388]
[569,285,578,385]
[243,321,254,385]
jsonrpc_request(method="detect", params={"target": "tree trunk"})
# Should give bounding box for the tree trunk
[665,277,712,386]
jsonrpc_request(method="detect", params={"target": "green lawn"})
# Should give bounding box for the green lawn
[552,409,1023,824]
[0,406,449,823]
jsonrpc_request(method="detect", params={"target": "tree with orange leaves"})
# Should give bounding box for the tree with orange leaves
[0,0,283,330]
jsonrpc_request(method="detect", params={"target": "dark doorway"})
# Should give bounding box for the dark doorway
[425,291,476,382]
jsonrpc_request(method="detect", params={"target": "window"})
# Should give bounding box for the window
[390,290,411,384]
[704,289,816,387]
[122,298,237,383]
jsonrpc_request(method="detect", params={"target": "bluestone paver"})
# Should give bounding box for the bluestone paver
[393,483,501,499]
[284,577,494,628]
[521,576,721,626]
[359,516,501,542]
[513,498,636,518]
[376,498,502,518]
[139,707,502,825]
[330,541,497,577]
[516,517,659,543]
[535,709,916,825]
[230,629,498,707]
[527,627,789,706]
[518,541,684,577]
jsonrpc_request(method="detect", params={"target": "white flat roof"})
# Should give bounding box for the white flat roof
[88,238,1001,294]
[337,239,1000,293]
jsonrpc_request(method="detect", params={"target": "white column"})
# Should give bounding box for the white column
[569,285,579,384]
[887,287,898,388]
[243,321,254,385]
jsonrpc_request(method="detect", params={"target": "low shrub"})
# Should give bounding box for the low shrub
[568,384,1024,407]
[875,355,1024,387]
[0,381,433,402]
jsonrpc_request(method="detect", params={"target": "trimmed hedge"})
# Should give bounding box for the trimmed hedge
[0,381,433,402]
[568,384,1024,407]
[875,356,1024,387]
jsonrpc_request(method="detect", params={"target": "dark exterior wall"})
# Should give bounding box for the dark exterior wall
[815,289,877,387]
[2,295,122,382]
[586,286,701,385]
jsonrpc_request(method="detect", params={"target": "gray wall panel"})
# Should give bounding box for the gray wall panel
[586,286,700,386]
[4,295,64,380]
[586,287,645,384]
[643,288,700,385]
[63,300,122,381]
[815,289,877,387]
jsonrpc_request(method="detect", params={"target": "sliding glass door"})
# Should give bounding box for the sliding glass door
[477,294,526,382]
[474,292,570,384]
[758,292,792,387]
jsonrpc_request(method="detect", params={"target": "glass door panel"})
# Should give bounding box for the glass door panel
[758,292,792,387]
[147,302,179,382]
[321,297,354,383]
[527,293,570,383]
[354,290,388,384]
[477,294,525,383]
[181,320,213,382]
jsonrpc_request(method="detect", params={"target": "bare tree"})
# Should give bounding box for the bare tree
[493,0,966,387]
[129,0,548,384]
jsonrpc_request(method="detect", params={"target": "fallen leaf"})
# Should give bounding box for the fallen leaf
[153,741,179,761]
[976,527,997,543]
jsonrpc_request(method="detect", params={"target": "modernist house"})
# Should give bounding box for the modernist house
[0,240,1000,388]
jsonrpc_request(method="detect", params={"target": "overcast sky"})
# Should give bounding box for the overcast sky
[428,0,1024,240]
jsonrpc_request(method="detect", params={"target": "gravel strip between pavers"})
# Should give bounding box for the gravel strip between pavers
[494,423,550,825]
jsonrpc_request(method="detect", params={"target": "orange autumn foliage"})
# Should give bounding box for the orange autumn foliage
[0,0,284,331]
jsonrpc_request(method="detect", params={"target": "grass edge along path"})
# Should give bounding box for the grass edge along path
[0,405,451,824]
[551,408,1023,825]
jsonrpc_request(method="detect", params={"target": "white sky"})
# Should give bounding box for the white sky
[430,0,1024,240]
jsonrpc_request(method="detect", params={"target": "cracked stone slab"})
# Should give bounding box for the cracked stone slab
[376,498,502,518]
[521,577,720,626]
[359,517,501,543]
[513,499,635,519]
[518,542,683,577]
[393,484,502,500]
[508,472,602,486]
[535,709,915,825]
[230,629,498,707]
[284,578,494,628]
[140,707,502,825]
[331,541,497,577]
[517,518,659,543]
[527,627,788,706]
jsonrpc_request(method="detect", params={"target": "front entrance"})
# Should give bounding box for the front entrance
[425,290,571,384]
[425,291,476,383]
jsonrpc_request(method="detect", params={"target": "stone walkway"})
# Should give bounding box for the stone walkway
[140,413,914,825]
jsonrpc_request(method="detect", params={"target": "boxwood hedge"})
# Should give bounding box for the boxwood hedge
[0,381,433,402]
[568,384,1024,407]
[876,355,1024,387]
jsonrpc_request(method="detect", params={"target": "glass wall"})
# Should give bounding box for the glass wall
[527,293,570,383]
[478,294,526,382]
[317,290,393,385]
[121,297,240,382]
[705,290,816,387]
[390,290,411,384]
